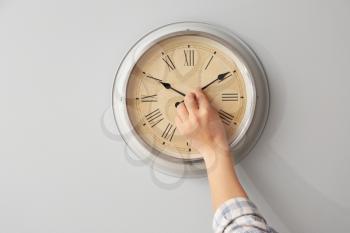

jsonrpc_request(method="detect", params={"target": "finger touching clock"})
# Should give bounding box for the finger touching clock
[184,92,199,113]
[193,88,209,108]
[175,116,184,131]
[176,102,189,121]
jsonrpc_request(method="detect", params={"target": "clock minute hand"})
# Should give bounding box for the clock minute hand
[175,72,232,108]
[160,82,186,96]
[201,72,231,90]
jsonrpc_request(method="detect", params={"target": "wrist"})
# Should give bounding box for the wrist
[202,145,233,172]
[201,143,230,161]
[200,138,229,155]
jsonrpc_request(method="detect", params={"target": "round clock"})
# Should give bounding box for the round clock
[112,22,269,177]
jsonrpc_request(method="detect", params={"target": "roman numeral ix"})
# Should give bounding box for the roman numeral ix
[184,49,195,66]
[218,110,234,125]
[145,109,163,127]
[161,123,176,141]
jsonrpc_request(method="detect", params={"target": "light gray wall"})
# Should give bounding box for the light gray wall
[1,0,349,232]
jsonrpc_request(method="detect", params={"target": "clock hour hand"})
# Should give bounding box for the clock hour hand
[145,75,162,82]
[145,75,185,97]
[201,72,232,90]
[160,81,185,96]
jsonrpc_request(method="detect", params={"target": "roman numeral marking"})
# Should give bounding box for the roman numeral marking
[145,109,163,127]
[205,51,216,70]
[205,56,213,70]
[184,49,195,66]
[218,110,234,125]
[161,123,176,141]
[140,94,157,102]
[162,54,176,71]
[222,93,239,101]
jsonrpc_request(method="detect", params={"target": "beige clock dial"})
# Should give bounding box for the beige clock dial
[126,35,247,159]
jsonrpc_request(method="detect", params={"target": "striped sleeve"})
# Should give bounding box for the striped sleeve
[213,197,277,233]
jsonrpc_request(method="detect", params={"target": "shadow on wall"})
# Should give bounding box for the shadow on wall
[240,143,350,232]
[100,37,350,232]
[239,41,350,232]
[100,106,192,190]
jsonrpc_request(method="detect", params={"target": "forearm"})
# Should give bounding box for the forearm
[203,148,274,232]
[202,146,247,210]
[174,90,275,232]
[174,89,274,232]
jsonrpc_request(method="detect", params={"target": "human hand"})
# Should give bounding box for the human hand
[175,89,230,159]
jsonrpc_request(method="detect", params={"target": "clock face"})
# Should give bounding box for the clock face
[125,35,251,160]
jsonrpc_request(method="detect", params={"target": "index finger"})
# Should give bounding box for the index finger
[193,88,209,108]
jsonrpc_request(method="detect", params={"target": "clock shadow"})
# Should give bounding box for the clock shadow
[235,40,350,232]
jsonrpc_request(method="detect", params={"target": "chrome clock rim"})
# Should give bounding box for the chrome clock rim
[112,22,269,177]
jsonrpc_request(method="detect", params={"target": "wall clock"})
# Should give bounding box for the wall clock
[112,22,269,177]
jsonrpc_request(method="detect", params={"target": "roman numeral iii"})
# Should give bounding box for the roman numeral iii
[145,109,163,127]
[162,55,176,71]
[218,110,234,125]
[184,49,195,66]
[222,93,239,101]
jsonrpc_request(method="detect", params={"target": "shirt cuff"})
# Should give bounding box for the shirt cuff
[213,197,268,233]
